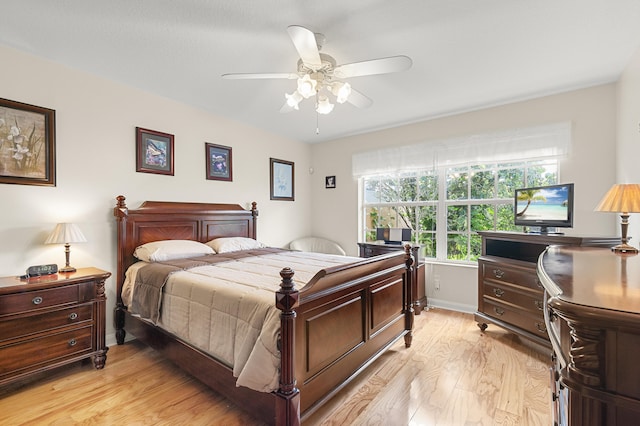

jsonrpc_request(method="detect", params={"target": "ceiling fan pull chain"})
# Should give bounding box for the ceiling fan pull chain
[316,111,320,135]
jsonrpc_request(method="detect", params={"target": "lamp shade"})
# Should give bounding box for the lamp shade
[595,184,640,213]
[44,223,87,244]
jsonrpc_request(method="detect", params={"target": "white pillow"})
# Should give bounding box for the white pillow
[133,240,214,262]
[206,237,265,253]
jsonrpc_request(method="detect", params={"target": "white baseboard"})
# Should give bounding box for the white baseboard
[427,298,476,314]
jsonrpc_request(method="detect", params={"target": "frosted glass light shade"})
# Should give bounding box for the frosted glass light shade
[316,96,334,114]
[296,75,317,98]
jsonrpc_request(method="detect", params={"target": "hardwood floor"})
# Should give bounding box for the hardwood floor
[0,309,552,425]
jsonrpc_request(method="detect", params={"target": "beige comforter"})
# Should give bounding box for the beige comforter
[123,248,360,392]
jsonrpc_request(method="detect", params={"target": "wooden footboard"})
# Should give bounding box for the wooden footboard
[113,196,413,425]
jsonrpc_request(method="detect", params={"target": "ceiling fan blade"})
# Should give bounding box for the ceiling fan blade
[347,87,373,109]
[222,72,298,80]
[333,55,412,79]
[287,25,322,69]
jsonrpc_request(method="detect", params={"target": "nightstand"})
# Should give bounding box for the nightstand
[0,267,111,386]
[357,242,427,314]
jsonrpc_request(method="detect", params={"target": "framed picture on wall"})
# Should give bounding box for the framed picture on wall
[325,175,336,188]
[270,157,294,201]
[136,127,174,175]
[0,97,56,186]
[205,142,232,181]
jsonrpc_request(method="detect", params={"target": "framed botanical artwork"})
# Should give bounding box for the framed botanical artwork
[0,97,56,186]
[136,127,174,175]
[325,175,336,189]
[270,158,294,201]
[205,143,232,181]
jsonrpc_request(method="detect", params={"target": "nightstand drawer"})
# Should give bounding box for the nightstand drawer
[0,285,79,316]
[0,326,93,375]
[0,304,93,343]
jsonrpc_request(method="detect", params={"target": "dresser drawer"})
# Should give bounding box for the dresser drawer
[0,326,93,376]
[479,259,542,291]
[0,304,93,343]
[0,285,80,316]
[482,282,544,316]
[483,299,548,339]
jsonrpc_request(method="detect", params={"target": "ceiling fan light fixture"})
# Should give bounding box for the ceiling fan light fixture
[316,96,334,115]
[223,26,410,122]
[285,91,303,109]
[297,74,317,98]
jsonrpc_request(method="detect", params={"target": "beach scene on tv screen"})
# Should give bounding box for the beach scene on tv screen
[516,186,569,220]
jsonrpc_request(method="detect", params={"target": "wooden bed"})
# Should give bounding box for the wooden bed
[113,196,414,425]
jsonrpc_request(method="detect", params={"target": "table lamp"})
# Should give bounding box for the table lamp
[44,223,87,272]
[595,183,640,253]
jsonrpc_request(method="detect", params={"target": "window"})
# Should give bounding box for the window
[362,159,559,262]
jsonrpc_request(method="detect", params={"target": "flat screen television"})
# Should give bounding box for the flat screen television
[514,183,574,234]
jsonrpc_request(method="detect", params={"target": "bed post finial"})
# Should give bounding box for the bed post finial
[275,267,301,425]
[403,244,414,348]
[251,202,259,239]
[114,195,128,218]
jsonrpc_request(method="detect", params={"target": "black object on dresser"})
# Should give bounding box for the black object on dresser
[358,242,427,314]
[475,231,618,348]
[0,267,111,386]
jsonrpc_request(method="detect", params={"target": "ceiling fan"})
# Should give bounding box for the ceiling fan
[222,25,412,115]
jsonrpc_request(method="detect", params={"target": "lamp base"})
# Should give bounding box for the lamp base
[59,265,77,273]
[611,243,639,254]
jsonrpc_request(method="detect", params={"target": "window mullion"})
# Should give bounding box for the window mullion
[436,169,447,261]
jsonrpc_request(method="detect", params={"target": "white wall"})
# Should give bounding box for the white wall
[616,46,640,246]
[0,44,312,345]
[310,84,619,312]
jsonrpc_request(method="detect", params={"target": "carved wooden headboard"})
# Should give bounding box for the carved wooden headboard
[113,195,258,303]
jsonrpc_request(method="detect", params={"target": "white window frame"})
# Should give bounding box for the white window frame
[360,159,560,263]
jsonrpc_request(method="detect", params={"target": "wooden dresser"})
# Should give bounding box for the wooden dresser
[358,242,427,314]
[475,232,618,347]
[0,267,111,386]
[539,246,640,425]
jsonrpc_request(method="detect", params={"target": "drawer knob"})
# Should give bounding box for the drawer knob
[534,300,544,310]
[493,307,505,316]
[492,269,505,279]
[536,322,547,333]
[69,312,78,320]
[68,339,77,347]
[493,288,505,298]
[32,296,43,305]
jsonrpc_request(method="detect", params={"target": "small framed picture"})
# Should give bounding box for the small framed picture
[270,158,294,201]
[325,176,336,189]
[205,143,232,181]
[0,97,56,186]
[136,127,174,175]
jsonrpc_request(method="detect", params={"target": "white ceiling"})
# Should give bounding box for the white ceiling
[2,1,640,143]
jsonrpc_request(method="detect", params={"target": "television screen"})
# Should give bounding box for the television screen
[514,183,574,233]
